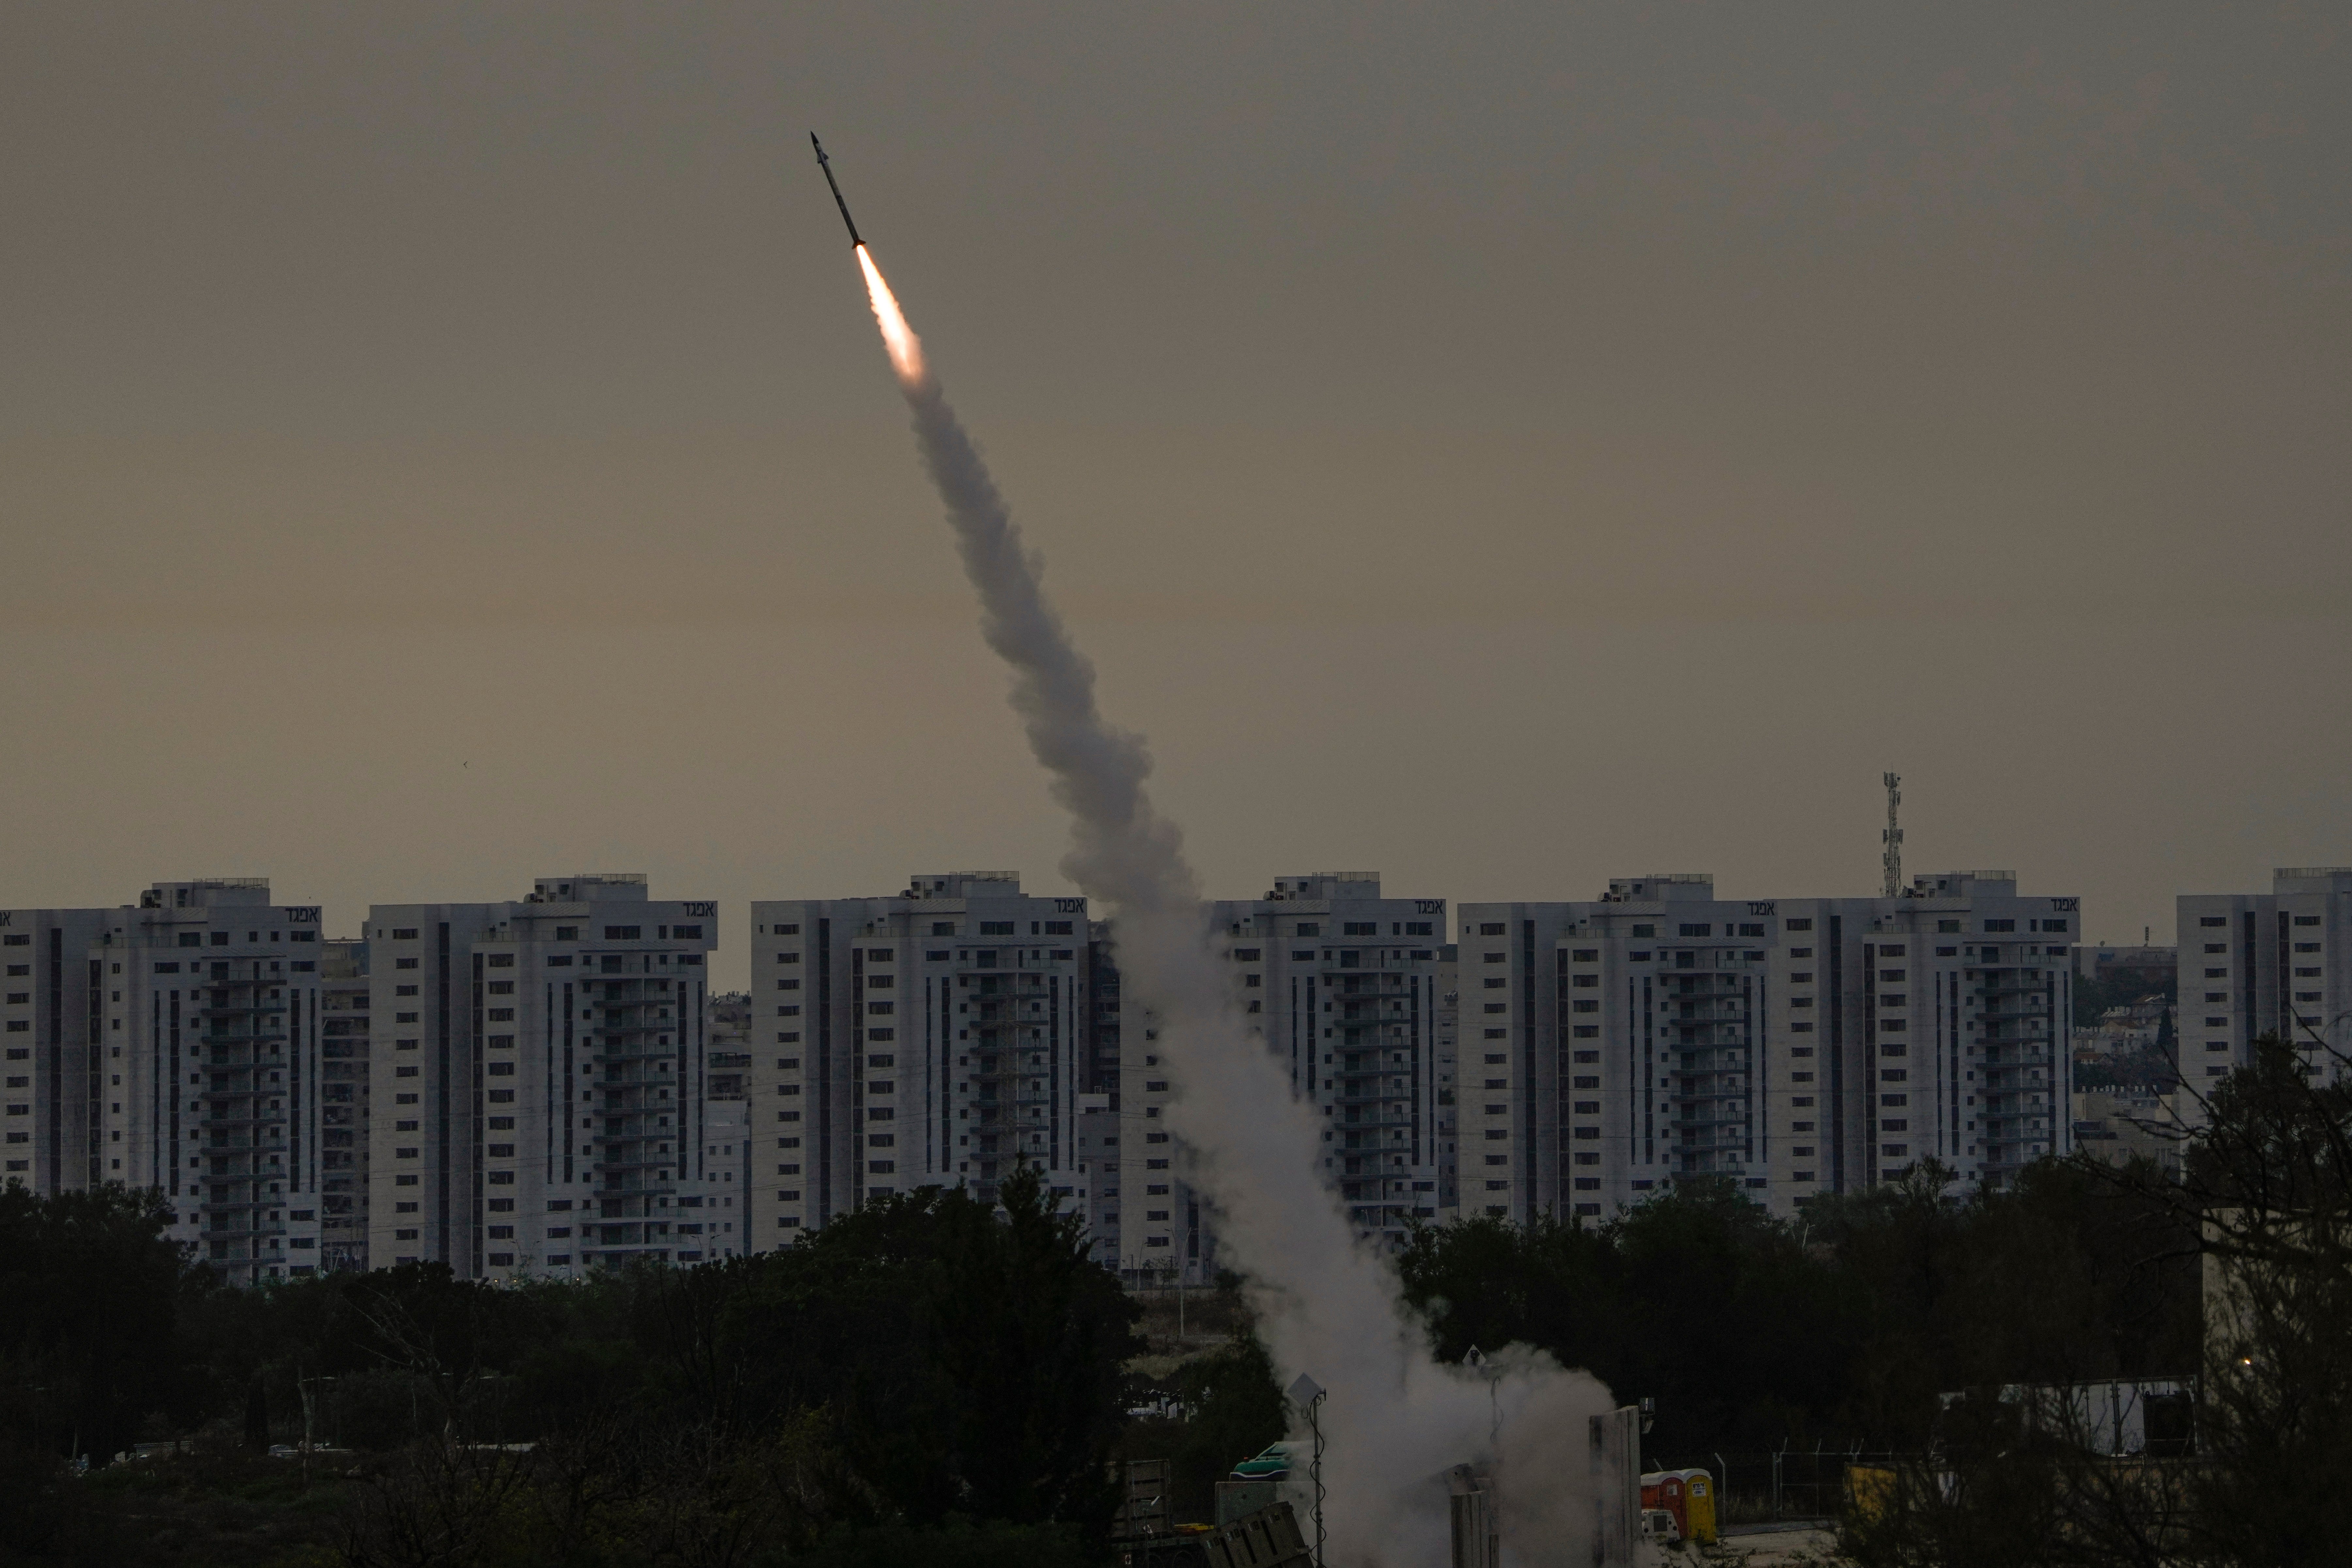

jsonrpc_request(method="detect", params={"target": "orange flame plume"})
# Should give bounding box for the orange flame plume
[855,245,926,386]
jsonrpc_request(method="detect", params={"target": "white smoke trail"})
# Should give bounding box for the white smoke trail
[855,247,1616,1566]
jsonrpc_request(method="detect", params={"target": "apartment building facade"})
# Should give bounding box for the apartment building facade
[2178,866,2352,1102]
[318,939,371,1271]
[1460,871,2079,1222]
[0,905,107,1194]
[700,992,756,1260]
[1107,874,1452,1279]
[746,874,1094,1248]
[365,875,718,1280]
[1,881,336,1283]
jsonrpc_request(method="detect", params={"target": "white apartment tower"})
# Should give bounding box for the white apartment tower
[748,874,1095,1246]
[1110,873,1451,1281]
[1460,872,2079,1221]
[0,905,107,1194]
[366,875,718,1279]
[2,881,334,1283]
[318,938,371,1271]
[2178,867,2352,1100]
[700,992,756,1260]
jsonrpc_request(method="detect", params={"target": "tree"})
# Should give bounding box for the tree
[1845,1035,2352,1567]
[2170,1035,2352,1564]
[0,1184,194,1463]
[1166,1332,1286,1521]
[718,1165,1141,1539]
[1398,1180,1862,1454]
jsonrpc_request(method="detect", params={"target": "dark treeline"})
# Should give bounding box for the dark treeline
[8,1034,2346,1567]
[1400,1034,2352,1568]
[1832,1035,2352,1568]
[0,1163,1140,1567]
[1399,1159,2201,1458]
[2070,965,2176,1029]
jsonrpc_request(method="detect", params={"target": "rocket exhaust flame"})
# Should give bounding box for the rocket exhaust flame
[845,237,1615,1566]
[856,246,925,388]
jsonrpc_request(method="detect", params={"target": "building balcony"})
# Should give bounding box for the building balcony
[1975,978,2051,997]
[591,1051,675,1072]
[594,1150,680,1174]
[202,1022,287,1039]
[593,1124,681,1146]
[1334,979,1414,998]
[597,1174,678,1196]
[202,1191,274,1211]
[597,1065,675,1085]
[591,1018,672,1036]
[1667,1000,1746,1020]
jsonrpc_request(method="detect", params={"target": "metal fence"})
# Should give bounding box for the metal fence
[1643,1447,1904,1526]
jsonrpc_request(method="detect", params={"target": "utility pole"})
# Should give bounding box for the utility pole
[1881,773,1904,898]
[1287,1374,1327,1568]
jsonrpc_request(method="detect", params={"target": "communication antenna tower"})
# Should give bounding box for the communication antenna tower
[1882,773,1904,898]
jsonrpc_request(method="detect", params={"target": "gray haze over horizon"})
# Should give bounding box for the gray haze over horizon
[4,3,2347,989]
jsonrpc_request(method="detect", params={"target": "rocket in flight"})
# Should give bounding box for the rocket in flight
[810,133,865,249]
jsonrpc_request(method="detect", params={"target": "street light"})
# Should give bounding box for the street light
[1286,1373,1327,1568]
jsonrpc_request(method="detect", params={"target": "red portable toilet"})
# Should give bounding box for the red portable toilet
[1639,1472,1688,1541]
[1638,1468,1717,1544]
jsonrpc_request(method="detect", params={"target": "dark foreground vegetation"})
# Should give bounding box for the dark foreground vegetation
[0,1162,1136,1567]
[5,1034,2346,1566]
[1400,1157,2201,1458]
[1396,1032,2352,1567]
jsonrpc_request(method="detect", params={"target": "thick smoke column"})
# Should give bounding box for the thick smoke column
[854,246,1615,1565]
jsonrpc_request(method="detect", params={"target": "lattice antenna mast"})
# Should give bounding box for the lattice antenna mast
[1882,772,1904,897]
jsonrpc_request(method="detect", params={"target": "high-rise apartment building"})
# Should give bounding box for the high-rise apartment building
[700,992,756,1260]
[2178,867,2352,1098]
[2,881,335,1283]
[318,939,371,1271]
[1110,874,1451,1281]
[747,874,1095,1246]
[0,905,107,1194]
[365,875,717,1280]
[1460,871,2079,1221]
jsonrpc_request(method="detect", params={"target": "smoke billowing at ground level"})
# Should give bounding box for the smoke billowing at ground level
[853,246,1617,1565]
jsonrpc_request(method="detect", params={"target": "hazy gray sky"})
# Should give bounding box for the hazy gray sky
[5,4,2347,987]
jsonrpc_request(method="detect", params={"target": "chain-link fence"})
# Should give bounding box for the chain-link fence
[1644,1447,1901,1526]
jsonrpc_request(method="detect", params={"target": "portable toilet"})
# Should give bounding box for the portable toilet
[1846,1464,1896,1524]
[1638,1468,1716,1544]
[1639,1473,1687,1542]
[1674,1468,1716,1543]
